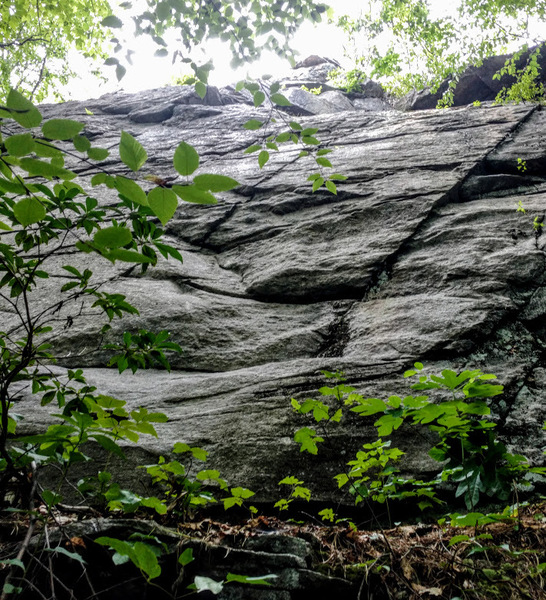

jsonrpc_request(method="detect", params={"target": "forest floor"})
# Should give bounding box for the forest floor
[2,500,546,599]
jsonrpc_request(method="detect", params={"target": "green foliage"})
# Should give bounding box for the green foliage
[494,45,546,104]
[189,573,277,595]
[274,476,312,511]
[0,93,249,596]
[291,365,545,519]
[144,444,227,518]
[328,67,369,94]
[105,330,182,373]
[131,0,327,73]
[95,535,164,581]
[0,0,112,101]
[236,79,346,192]
[332,1,546,104]
[301,84,323,95]
[1,0,330,102]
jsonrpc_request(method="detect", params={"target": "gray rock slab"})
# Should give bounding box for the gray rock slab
[9,85,546,507]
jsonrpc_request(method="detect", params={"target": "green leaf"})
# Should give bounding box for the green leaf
[0,220,12,231]
[196,469,221,481]
[243,119,263,130]
[253,90,266,107]
[91,434,126,459]
[276,132,292,143]
[334,473,349,488]
[195,81,207,99]
[271,93,291,106]
[42,119,84,141]
[448,513,485,527]
[351,397,386,416]
[42,489,62,507]
[279,476,304,486]
[316,157,333,168]
[312,177,324,192]
[127,540,162,579]
[102,15,123,28]
[329,173,348,181]
[45,546,86,565]
[173,141,199,176]
[87,147,110,161]
[19,158,75,180]
[448,535,470,546]
[94,226,133,249]
[5,133,35,156]
[139,496,167,515]
[7,89,42,127]
[2,584,22,594]
[1,559,25,570]
[14,197,46,226]
[119,131,147,172]
[34,140,62,158]
[105,249,155,264]
[116,64,126,81]
[114,176,148,206]
[291,486,311,501]
[318,508,336,523]
[226,573,277,586]
[178,548,194,566]
[148,187,178,225]
[193,174,239,192]
[194,576,223,595]
[91,173,110,186]
[73,135,91,152]
[244,144,261,154]
[374,414,403,436]
[172,184,217,205]
[325,180,337,194]
[294,427,323,454]
[258,150,269,169]
[230,487,254,499]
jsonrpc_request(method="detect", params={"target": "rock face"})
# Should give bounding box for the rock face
[9,71,546,508]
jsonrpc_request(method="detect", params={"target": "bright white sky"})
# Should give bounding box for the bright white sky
[64,0,540,101]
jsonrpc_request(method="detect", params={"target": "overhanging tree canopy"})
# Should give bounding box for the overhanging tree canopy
[333,0,546,102]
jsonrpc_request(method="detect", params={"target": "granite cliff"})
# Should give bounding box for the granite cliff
[9,60,546,507]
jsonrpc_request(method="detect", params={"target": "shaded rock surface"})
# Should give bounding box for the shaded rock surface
[24,519,356,600]
[8,68,546,507]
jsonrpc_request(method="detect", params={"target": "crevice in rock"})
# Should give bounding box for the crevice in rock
[361,107,543,305]
[316,301,355,358]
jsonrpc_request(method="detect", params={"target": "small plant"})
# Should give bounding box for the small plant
[301,84,323,95]
[236,78,347,194]
[274,475,312,511]
[327,67,367,93]
[517,157,528,172]
[290,365,546,520]
[144,443,223,517]
[495,47,546,104]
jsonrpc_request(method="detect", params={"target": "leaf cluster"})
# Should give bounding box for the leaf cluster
[291,364,546,519]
